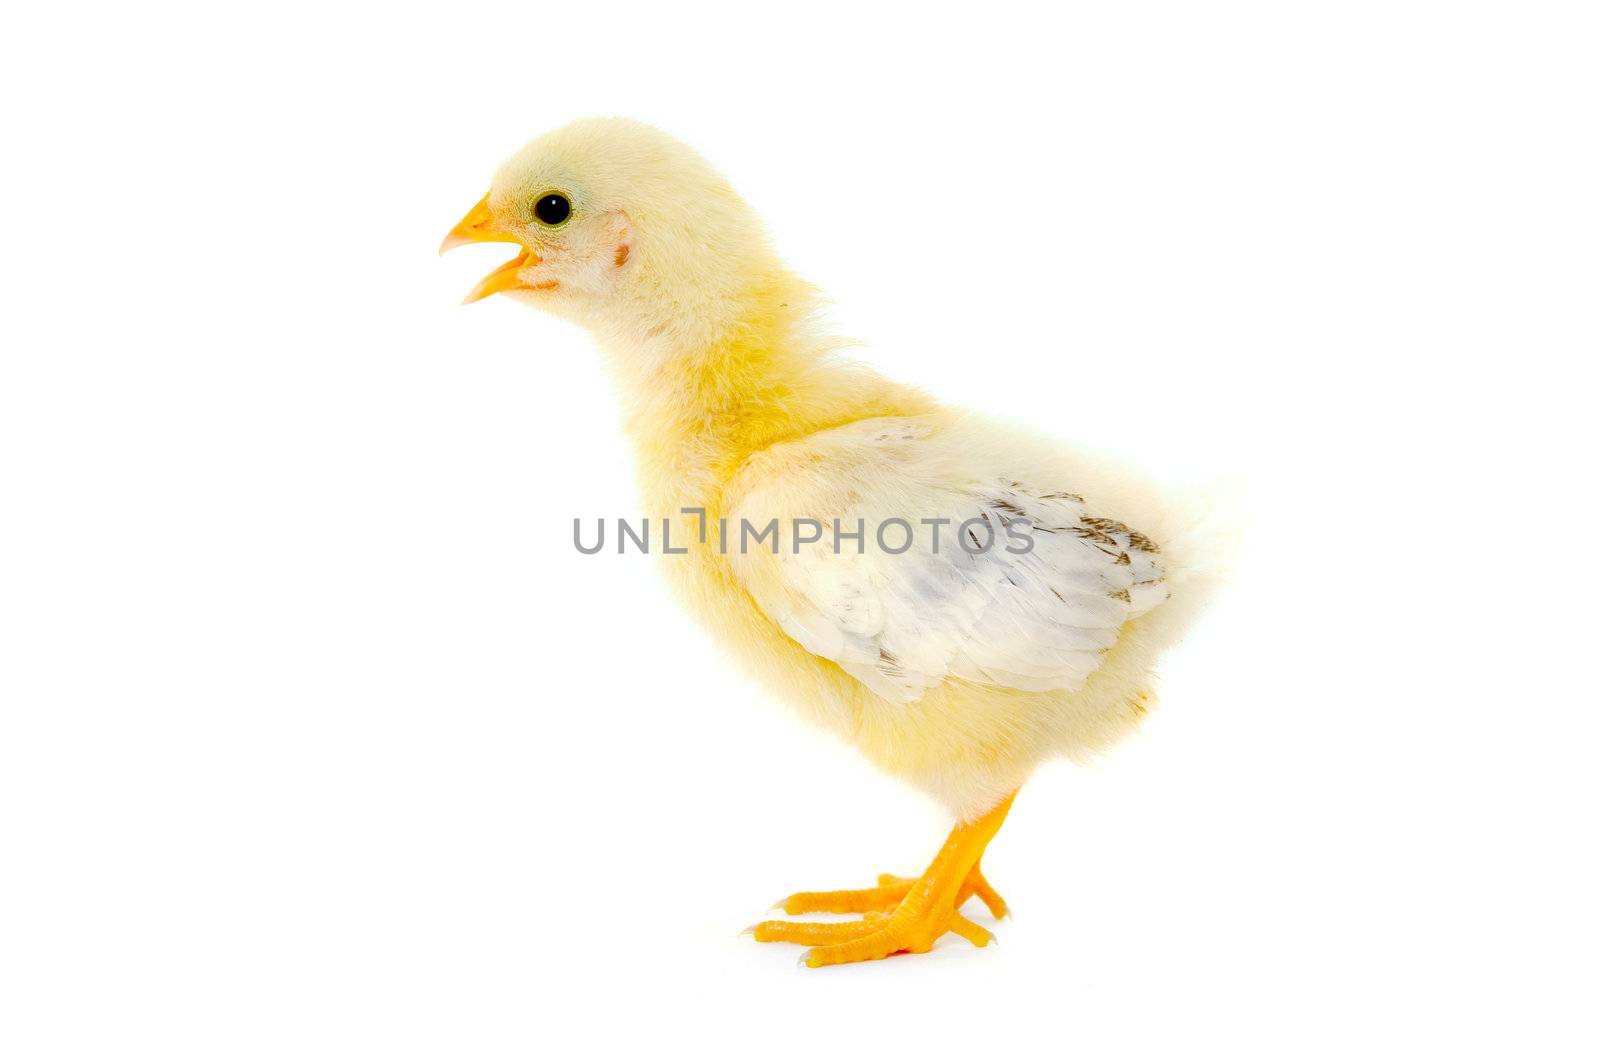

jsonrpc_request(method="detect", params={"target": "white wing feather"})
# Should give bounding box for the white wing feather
[726,418,1168,703]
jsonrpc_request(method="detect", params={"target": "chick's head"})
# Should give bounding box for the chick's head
[442,117,778,334]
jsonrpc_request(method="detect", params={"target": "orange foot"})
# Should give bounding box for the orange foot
[774,865,1008,919]
[748,795,1016,968]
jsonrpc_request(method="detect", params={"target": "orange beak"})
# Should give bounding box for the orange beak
[440,193,542,304]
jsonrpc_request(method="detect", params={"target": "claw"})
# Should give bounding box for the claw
[948,913,993,948]
[750,916,888,945]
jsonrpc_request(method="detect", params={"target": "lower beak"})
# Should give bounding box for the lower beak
[462,248,536,304]
[441,193,542,304]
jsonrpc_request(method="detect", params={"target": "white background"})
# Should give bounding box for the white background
[3,2,1597,1060]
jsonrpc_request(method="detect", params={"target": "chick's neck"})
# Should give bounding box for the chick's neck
[595,268,930,519]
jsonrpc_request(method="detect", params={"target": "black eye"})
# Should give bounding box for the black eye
[533,193,571,226]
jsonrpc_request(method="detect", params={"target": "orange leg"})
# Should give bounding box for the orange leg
[750,793,1016,967]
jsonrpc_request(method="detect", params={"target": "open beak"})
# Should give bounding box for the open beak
[440,193,542,304]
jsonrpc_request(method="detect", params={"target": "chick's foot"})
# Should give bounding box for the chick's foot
[775,865,1008,919]
[750,907,995,961]
[748,793,1016,967]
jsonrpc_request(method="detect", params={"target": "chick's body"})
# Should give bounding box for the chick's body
[445,117,1224,964]
[630,328,1214,824]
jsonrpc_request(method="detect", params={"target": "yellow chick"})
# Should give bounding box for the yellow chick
[442,117,1225,967]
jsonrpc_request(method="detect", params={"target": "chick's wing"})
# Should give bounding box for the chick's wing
[724,417,1167,703]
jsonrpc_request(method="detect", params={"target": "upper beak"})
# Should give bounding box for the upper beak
[440,193,542,304]
[439,193,518,255]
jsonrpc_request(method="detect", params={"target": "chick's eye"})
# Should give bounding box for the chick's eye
[533,193,571,226]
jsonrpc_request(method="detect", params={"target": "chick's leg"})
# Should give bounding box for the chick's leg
[751,793,1015,967]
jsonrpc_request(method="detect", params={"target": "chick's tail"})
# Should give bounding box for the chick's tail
[1141,477,1247,653]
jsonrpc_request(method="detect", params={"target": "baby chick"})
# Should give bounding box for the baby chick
[442,118,1223,967]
